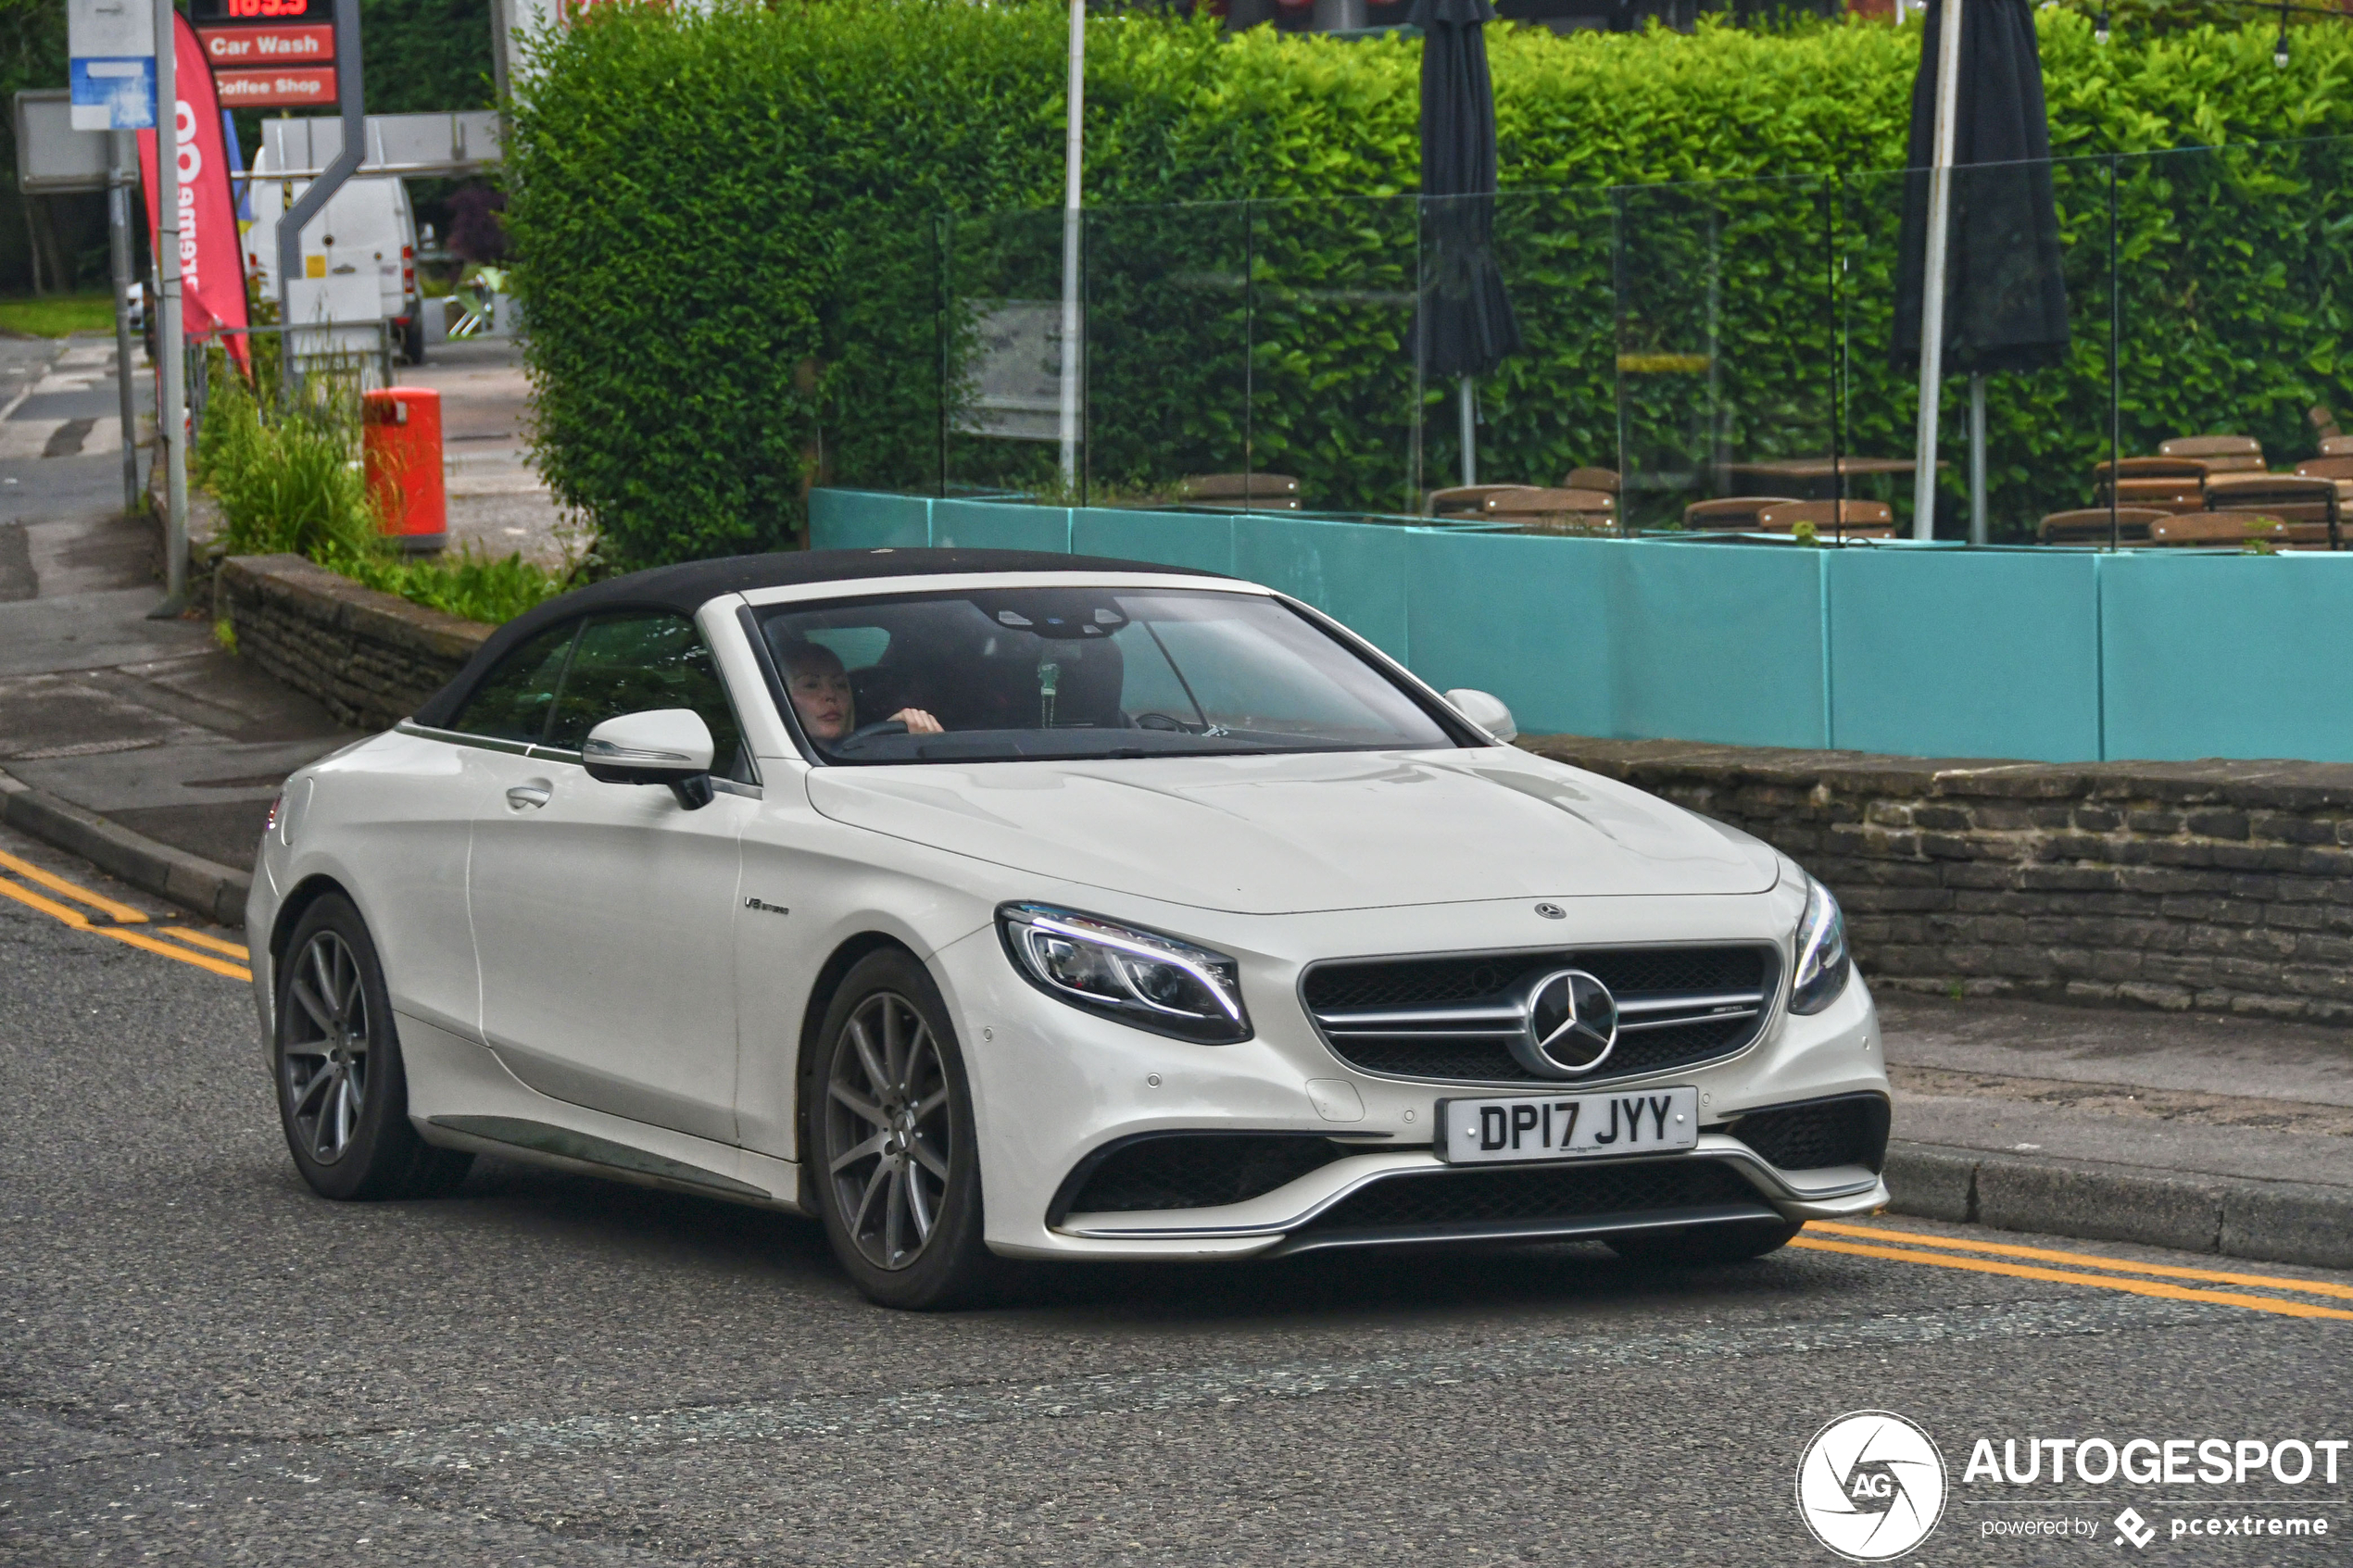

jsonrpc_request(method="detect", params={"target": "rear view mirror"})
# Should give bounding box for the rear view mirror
[583,709,716,809]
[1443,688,1517,745]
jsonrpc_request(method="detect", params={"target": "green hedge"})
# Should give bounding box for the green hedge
[507,4,2353,567]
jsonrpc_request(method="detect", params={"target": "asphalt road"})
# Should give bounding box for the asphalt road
[2,822,2347,1567]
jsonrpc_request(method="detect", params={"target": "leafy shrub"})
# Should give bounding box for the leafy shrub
[197,372,573,625]
[508,4,2353,561]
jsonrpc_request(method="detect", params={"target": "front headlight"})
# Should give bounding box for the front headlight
[1789,875,1851,1016]
[997,903,1252,1044]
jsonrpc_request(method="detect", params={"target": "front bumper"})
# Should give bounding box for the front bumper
[929,894,1891,1263]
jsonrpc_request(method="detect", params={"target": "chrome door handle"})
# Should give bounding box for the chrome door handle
[505,782,552,810]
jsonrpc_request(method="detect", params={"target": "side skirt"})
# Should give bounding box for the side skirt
[425,1114,792,1209]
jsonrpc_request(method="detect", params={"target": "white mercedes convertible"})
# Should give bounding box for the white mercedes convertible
[248,548,1890,1308]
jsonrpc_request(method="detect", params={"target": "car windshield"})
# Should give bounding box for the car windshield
[754,587,1459,764]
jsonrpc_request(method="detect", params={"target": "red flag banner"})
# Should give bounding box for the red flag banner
[140,12,250,374]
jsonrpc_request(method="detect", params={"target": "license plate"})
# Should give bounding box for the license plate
[1435,1086,1701,1165]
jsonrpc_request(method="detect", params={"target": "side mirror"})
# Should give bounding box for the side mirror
[583,708,716,810]
[1443,688,1517,745]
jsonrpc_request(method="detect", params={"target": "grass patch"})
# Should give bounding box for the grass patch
[0,293,120,338]
[196,369,579,625]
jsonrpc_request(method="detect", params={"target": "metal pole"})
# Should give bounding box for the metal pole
[277,0,367,408]
[150,0,188,618]
[1911,0,1965,543]
[1968,371,1987,546]
[107,130,140,521]
[1457,375,1476,488]
[1055,0,1084,486]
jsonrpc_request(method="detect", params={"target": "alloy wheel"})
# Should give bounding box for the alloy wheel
[281,930,371,1166]
[823,992,953,1271]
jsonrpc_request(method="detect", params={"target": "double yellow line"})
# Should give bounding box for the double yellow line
[0,847,250,981]
[1796,1222,2353,1322]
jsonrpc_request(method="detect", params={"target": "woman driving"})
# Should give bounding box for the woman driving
[777,639,942,743]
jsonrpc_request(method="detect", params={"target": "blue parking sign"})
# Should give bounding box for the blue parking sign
[69,56,156,131]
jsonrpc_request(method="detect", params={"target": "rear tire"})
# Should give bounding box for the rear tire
[804,949,1007,1310]
[1605,1217,1802,1266]
[273,894,472,1201]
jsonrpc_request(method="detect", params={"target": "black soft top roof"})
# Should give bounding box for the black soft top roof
[409,546,1230,731]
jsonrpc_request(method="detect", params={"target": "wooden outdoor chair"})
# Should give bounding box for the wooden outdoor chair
[2320,435,2353,458]
[2293,455,2353,490]
[1427,483,1542,519]
[1180,473,1302,510]
[2201,472,2340,532]
[2038,507,2164,545]
[1681,495,1800,531]
[2159,434,2266,474]
[1477,486,1617,532]
[1754,500,1896,537]
[2097,477,2206,512]
[1562,467,1621,495]
[2147,511,2290,548]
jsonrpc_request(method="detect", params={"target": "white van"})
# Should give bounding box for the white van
[244,119,425,364]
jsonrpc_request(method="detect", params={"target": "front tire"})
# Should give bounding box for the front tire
[805,949,1002,1310]
[273,894,471,1201]
[1605,1217,1802,1266]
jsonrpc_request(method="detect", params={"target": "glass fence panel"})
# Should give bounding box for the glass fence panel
[1082,200,1251,506]
[826,214,945,499]
[857,134,2353,543]
[1249,194,1422,518]
[942,205,1073,499]
[2111,138,2353,550]
[1416,186,1618,530]
[1841,151,2119,543]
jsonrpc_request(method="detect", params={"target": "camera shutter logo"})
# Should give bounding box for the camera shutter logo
[1795,1411,1947,1562]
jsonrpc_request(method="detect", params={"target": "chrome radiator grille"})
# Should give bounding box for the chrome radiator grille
[1301,945,1777,1085]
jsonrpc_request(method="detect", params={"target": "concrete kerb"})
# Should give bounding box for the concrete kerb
[1883,1139,2353,1272]
[0,765,251,929]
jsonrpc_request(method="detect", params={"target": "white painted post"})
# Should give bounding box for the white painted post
[1056,0,1085,487]
[152,0,186,614]
[1911,0,1965,542]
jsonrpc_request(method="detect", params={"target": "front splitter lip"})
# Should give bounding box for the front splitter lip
[1055,1134,1886,1241]
[1260,1201,1783,1261]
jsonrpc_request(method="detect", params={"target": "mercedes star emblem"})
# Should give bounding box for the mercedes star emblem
[1509,968,1619,1077]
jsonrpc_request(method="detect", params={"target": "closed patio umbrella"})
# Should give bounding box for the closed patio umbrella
[1895,0,2069,542]
[1412,0,1522,487]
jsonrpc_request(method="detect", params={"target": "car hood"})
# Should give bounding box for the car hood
[803,747,1779,915]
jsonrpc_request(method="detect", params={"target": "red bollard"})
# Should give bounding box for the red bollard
[361,387,447,553]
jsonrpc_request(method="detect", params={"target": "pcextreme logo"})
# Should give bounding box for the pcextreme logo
[1797,1411,1950,1562]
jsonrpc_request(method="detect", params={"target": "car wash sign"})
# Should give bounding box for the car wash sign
[191,0,333,108]
[68,0,157,132]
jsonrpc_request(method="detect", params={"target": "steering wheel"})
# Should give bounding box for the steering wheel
[837,719,909,746]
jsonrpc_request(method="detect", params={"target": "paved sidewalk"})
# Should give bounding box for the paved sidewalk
[398,336,581,568]
[1877,991,2353,1269]
[0,333,354,888]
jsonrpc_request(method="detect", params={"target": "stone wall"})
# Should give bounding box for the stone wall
[215,555,487,732]
[1519,735,2353,1027]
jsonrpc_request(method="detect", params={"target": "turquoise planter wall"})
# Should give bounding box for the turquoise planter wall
[806,490,2353,764]
[2099,554,2353,762]
[1829,548,2103,761]
[930,498,1071,554]
[1403,530,1616,735]
[1617,541,1829,748]
[1071,508,1234,576]
[807,487,929,548]
[1235,516,1412,659]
